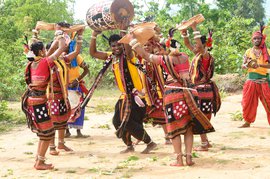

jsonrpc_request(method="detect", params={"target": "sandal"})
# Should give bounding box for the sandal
[184,153,195,166]
[170,153,184,167]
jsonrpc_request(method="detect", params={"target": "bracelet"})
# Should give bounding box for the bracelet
[132,42,141,50]
[77,35,83,39]
[129,39,138,47]
[77,40,83,43]
[55,30,64,36]
[32,29,39,34]
[194,35,202,39]
[181,33,190,38]
[193,31,200,35]
[91,36,97,39]
[75,78,80,82]
[120,30,127,33]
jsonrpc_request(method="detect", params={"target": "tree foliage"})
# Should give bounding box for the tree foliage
[131,0,268,74]
[0,0,74,100]
[0,0,269,101]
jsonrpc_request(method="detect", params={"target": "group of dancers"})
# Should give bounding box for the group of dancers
[21,15,270,170]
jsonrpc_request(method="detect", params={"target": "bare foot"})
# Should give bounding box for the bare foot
[141,142,157,154]
[49,149,59,155]
[170,153,184,167]
[65,130,71,138]
[238,122,250,128]
[49,146,59,155]
[185,154,195,166]
[120,146,134,154]
[76,133,89,138]
[193,145,208,151]
[34,162,54,170]
[58,143,73,151]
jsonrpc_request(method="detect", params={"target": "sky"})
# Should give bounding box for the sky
[73,0,270,21]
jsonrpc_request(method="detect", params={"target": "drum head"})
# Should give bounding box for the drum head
[111,0,134,23]
[68,90,81,109]
[247,59,258,68]
[119,22,156,45]
[176,14,205,30]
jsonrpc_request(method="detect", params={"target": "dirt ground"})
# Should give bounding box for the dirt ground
[1,94,270,179]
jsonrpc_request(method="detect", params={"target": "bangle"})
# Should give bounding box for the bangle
[91,36,97,39]
[181,32,190,38]
[120,30,127,33]
[194,35,202,39]
[78,35,83,39]
[193,31,200,35]
[55,30,64,36]
[132,42,141,50]
[129,39,138,46]
[75,78,80,82]
[77,40,83,43]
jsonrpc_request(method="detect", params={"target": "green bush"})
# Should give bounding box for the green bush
[0,100,9,121]
[0,100,25,133]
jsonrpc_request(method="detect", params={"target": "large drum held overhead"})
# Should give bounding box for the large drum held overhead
[86,0,134,31]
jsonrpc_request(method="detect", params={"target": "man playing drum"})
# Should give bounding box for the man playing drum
[89,20,157,154]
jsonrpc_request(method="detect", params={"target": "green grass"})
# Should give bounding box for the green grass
[230,110,243,121]
[0,89,120,134]
[92,88,120,97]
[0,109,25,134]
[97,124,111,129]
[23,151,33,155]
[85,89,120,114]
[65,170,76,173]
[220,146,242,150]
[88,168,99,173]
[216,159,230,165]
[219,88,228,99]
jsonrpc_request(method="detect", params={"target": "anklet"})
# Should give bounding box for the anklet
[37,155,46,161]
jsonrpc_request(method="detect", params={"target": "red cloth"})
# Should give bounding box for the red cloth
[31,59,50,81]
[242,80,270,125]
[252,31,263,38]
[202,57,210,72]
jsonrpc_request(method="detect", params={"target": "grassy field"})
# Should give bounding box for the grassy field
[0,89,120,134]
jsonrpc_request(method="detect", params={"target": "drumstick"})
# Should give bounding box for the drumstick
[80,58,112,108]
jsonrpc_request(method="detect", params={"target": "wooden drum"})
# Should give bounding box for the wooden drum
[176,14,205,30]
[86,0,134,31]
